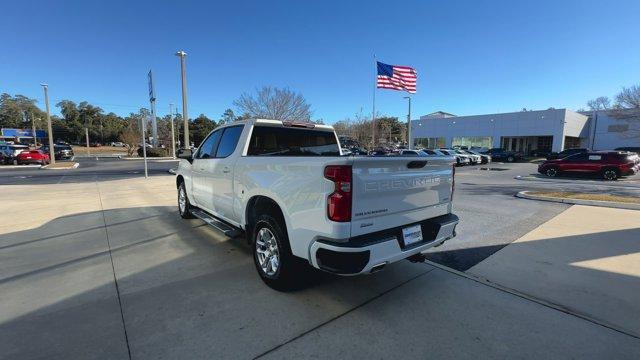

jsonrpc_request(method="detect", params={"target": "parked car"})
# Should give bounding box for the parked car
[538,151,639,180]
[438,149,470,166]
[442,148,474,165]
[482,148,523,162]
[16,150,50,165]
[454,149,481,164]
[41,144,75,160]
[530,149,552,157]
[110,141,126,147]
[546,148,589,160]
[463,149,491,164]
[0,144,29,164]
[175,119,459,290]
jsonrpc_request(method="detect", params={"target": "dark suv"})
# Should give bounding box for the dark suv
[482,148,522,162]
[538,151,639,180]
[42,144,75,160]
[546,148,589,160]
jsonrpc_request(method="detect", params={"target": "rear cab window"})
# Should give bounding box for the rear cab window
[247,126,340,156]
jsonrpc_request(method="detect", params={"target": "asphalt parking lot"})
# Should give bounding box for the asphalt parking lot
[1,159,639,359]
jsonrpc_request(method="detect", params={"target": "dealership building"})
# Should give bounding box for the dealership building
[410,108,639,154]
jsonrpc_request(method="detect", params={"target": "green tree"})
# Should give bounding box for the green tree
[0,93,48,129]
[189,114,217,146]
[221,108,235,124]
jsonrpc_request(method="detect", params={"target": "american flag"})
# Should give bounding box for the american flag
[376,61,417,93]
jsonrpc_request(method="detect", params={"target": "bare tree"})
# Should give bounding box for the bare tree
[615,85,640,109]
[234,86,312,121]
[587,96,611,111]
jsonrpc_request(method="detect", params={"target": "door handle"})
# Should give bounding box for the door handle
[222,166,231,174]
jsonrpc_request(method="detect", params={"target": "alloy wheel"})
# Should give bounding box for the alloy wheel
[603,170,617,181]
[546,168,557,177]
[255,228,280,276]
[178,186,186,213]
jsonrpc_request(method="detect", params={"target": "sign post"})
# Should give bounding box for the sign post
[148,70,159,148]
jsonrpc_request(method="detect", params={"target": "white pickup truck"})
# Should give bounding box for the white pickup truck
[175,119,459,290]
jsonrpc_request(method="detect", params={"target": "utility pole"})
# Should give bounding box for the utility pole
[40,84,55,164]
[83,114,90,157]
[23,111,37,148]
[169,103,176,159]
[404,96,412,149]
[175,51,189,148]
[140,116,149,178]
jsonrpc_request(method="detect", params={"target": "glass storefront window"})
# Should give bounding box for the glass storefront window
[414,137,445,149]
[452,136,492,149]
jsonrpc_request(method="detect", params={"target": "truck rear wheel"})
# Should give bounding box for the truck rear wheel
[252,214,303,291]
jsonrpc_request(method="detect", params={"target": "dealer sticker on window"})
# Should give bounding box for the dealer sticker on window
[402,225,423,246]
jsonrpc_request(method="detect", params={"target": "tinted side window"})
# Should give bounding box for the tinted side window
[566,153,588,161]
[247,126,340,156]
[215,126,244,158]
[196,130,223,159]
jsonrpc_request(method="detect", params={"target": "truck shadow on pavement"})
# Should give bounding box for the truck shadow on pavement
[0,205,431,359]
[1,205,639,358]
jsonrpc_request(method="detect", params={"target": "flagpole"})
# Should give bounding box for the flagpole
[372,55,376,149]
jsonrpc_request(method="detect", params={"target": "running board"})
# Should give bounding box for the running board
[191,209,243,238]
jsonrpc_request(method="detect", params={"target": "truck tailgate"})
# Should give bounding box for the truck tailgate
[350,157,454,237]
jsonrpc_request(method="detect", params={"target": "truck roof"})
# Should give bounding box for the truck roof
[224,119,335,132]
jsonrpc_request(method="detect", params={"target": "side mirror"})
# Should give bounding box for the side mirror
[177,148,193,162]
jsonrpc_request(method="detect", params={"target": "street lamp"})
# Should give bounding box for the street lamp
[175,50,189,148]
[403,96,411,149]
[40,83,55,165]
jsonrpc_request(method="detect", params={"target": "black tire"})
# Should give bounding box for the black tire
[506,155,515,163]
[545,167,558,177]
[177,181,195,218]
[602,168,619,181]
[252,214,304,291]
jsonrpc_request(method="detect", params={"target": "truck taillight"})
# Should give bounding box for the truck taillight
[451,164,455,201]
[324,165,352,222]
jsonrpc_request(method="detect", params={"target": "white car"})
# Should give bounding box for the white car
[438,149,471,166]
[175,119,459,290]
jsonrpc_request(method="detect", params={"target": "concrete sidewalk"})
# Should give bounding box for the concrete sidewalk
[469,205,640,338]
[1,178,639,359]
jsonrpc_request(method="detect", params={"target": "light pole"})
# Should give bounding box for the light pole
[40,83,55,164]
[403,96,412,149]
[169,103,176,159]
[175,51,189,148]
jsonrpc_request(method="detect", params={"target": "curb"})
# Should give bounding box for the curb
[41,162,80,170]
[514,175,639,185]
[0,164,42,169]
[515,191,640,210]
[121,157,177,161]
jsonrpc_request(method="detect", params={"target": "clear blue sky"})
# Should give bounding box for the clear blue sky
[1,0,639,123]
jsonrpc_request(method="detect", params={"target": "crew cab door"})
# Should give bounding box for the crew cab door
[191,129,223,211]
[350,156,454,237]
[208,125,244,222]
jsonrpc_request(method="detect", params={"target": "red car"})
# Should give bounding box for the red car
[538,151,639,180]
[16,150,50,165]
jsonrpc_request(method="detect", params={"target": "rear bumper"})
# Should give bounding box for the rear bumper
[309,214,459,275]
